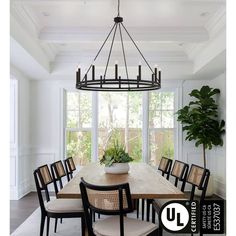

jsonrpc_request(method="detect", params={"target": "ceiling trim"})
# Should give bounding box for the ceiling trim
[39,26,209,43]
[184,6,225,59]
[10,3,40,37]
[54,51,189,64]
[205,6,226,38]
[11,0,226,4]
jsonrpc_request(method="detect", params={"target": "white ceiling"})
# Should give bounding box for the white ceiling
[10,0,226,80]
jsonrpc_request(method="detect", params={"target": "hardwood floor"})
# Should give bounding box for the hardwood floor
[10,192,39,233]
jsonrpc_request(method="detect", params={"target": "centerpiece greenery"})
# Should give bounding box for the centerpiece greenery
[100,140,133,167]
[176,86,225,168]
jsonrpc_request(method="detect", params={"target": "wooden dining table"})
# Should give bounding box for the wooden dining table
[57,162,184,199]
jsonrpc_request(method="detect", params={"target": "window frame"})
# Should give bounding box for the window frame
[62,86,180,164]
[148,89,176,163]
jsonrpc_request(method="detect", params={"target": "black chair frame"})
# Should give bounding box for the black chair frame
[80,178,158,236]
[64,157,76,181]
[34,165,85,236]
[152,164,210,236]
[158,157,173,180]
[150,160,189,224]
[140,157,173,222]
[187,164,210,202]
[171,160,189,192]
[50,160,67,195]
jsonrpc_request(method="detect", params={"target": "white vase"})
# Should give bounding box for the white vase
[104,163,130,174]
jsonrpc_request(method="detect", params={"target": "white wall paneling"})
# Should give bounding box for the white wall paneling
[10,78,18,200]
[10,66,32,199]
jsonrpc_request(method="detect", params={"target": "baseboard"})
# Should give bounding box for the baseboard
[213,179,226,199]
[18,179,32,199]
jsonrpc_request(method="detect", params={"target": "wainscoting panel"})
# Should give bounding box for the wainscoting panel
[30,148,57,191]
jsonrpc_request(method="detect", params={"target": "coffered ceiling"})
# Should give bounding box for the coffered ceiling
[10,0,226,81]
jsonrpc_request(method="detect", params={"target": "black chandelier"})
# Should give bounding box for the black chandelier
[76,0,161,91]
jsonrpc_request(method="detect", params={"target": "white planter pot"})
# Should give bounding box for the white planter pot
[104,163,130,174]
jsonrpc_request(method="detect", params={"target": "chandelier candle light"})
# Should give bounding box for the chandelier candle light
[76,0,161,91]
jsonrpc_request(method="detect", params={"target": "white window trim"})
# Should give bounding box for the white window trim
[61,86,181,163]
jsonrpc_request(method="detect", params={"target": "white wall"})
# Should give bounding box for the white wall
[181,73,226,198]
[10,66,31,199]
[29,80,73,190]
[11,70,226,198]
[209,73,226,198]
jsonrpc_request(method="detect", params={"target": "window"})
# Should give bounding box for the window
[64,90,176,165]
[65,91,92,166]
[149,91,175,166]
[98,92,142,162]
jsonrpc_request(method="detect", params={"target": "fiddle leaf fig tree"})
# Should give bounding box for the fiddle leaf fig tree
[176,86,225,168]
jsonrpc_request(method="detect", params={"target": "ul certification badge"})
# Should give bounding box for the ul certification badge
[159,200,199,234]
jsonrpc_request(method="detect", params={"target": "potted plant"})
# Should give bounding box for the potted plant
[100,140,133,174]
[176,86,225,194]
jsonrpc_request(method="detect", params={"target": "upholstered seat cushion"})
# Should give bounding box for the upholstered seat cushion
[45,199,83,213]
[93,216,158,236]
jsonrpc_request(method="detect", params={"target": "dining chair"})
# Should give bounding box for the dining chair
[64,157,76,181]
[152,164,210,236]
[158,156,173,180]
[80,177,158,236]
[138,157,173,221]
[151,160,189,223]
[50,160,67,194]
[169,160,189,192]
[34,165,85,236]
[50,160,68,228]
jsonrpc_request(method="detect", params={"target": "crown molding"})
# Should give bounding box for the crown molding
[55,50,189,64]
[10,3,40,38]
[39,26,209,43]
[185,6,225,60]
[205,6,226,38]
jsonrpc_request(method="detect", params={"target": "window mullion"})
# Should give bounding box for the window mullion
[142,91,149,163]
[91,91,98,162]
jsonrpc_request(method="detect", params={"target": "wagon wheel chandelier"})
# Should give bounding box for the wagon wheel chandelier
[76,0,161,91]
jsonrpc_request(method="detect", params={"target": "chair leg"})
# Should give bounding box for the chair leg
[60,218,63,224]
[98,213,101,219]
[93,211,96,222]
[54,218,58,233]
[81,216,86,236]
[152,205,156,223]
[158,226,163,236]
[136,199,140,218]
[142,199,145,220]
[46,216,50,236]
[146,199,151,222]
[147,228,158,236]
[40,214,46,236]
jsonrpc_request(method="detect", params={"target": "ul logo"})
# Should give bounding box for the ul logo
[160,203,189,232]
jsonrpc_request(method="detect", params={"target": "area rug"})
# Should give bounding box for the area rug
[11,207,223,236]
[11,207,161,236]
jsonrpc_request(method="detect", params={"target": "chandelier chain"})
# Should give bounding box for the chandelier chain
[82,23,116,82]
[118,0,120,16]
[118,23,130,89]
[121,23,154,74]
[103,24,118,80]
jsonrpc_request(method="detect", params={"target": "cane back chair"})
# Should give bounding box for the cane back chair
[80,178,158,236]
[34,165,85,236]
